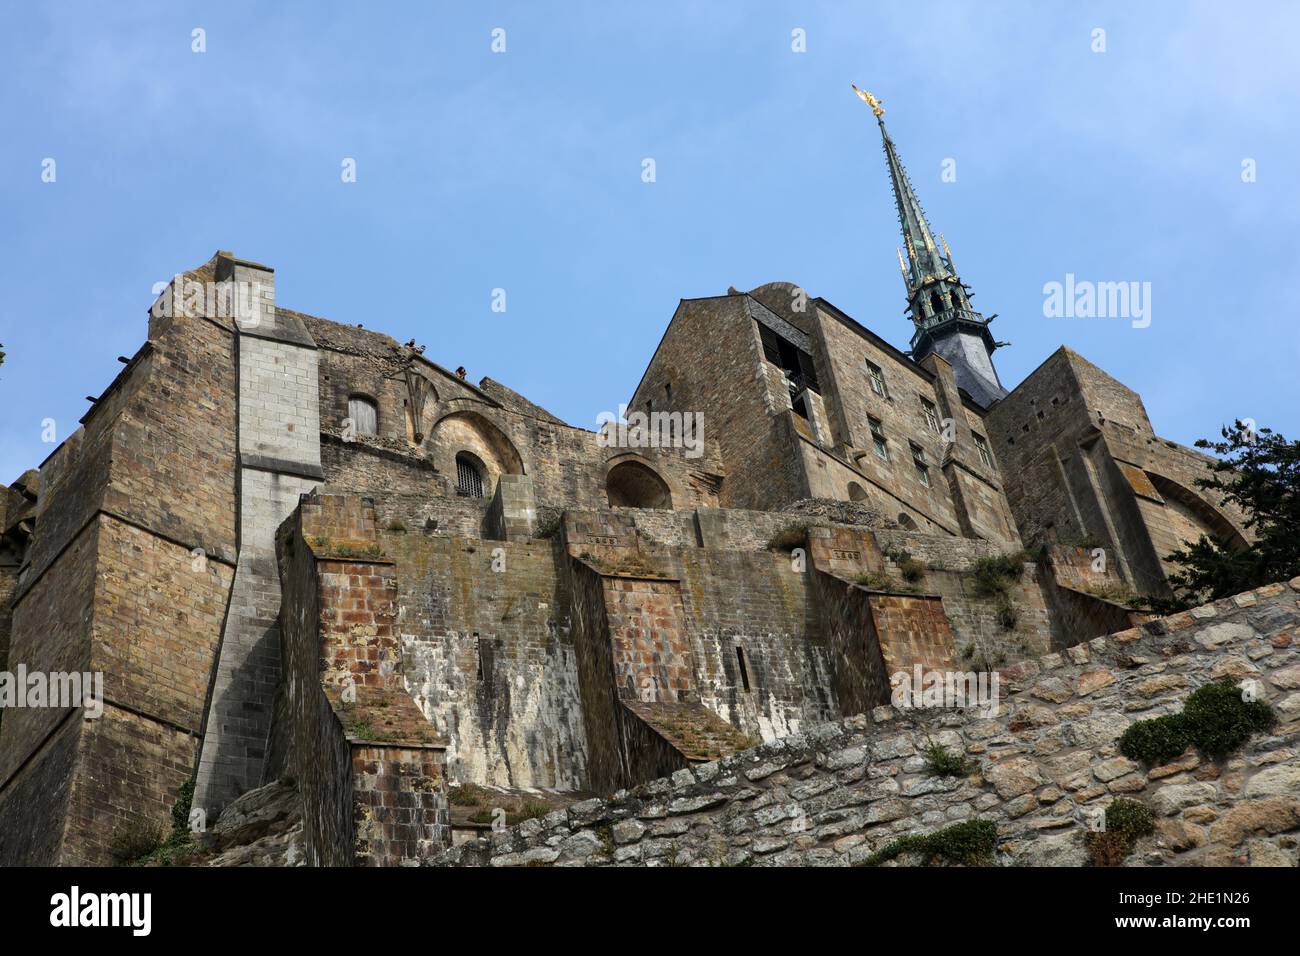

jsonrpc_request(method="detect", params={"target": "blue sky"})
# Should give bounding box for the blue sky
[2,1,1297,482]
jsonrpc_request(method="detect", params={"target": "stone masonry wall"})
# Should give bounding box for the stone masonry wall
[431,577,1300,867]
[195,258,322,818]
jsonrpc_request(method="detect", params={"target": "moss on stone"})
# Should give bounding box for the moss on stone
[1119,681,1276,764]
[1085,798,1154,866]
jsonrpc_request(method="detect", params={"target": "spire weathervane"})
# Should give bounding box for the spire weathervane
[851,84,885,117]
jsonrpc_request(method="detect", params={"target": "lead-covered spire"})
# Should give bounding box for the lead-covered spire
[852,86,1008,406]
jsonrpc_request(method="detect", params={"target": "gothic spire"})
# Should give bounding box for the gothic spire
[853,86,1009,407]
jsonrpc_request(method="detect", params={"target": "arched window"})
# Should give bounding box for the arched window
[456,452,486,498]
[348,395,377,436]
[930,291,945,316]
[847,482,869,503]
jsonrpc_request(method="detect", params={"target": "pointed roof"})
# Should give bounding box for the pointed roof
[853,86,1008,407]
[879,117,951,288]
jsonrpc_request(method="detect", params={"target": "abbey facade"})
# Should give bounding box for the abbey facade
[0,109,1252,865]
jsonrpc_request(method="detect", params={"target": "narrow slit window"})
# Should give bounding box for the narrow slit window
[736,646,750,692]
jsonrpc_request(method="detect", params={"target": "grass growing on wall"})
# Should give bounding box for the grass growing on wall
[1119,681,1277,765]
[967,551,1030,631]
[112,777,206,866]
[860,819,997,867]
[921,741,972,777]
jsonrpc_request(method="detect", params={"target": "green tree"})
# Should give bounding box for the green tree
[1156,421,1300,610]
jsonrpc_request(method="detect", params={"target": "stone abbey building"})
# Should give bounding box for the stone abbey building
[0,103,1258,866]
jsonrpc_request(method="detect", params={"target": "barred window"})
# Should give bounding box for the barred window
[348,396,377,436]
[456,452,485,498]
[973,432,994,469]
[866,360,889,398]
[909,442,930,487]
[868,417,889,461]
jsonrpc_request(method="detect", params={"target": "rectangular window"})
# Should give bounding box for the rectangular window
[348,396,377,436]
[910,442,930,487]
[866,359,889,398]
[868,416,889,461]
[921,397,941,434]
[973,432,994,469]
[758,322,820,393]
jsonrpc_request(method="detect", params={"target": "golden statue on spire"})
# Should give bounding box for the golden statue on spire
[851,84,885,117]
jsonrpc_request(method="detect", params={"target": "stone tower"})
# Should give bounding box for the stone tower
[863,89,1008,407]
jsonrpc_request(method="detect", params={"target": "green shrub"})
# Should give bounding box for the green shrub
[1118,713,1191,766]
[110,820,166,865]
[969,552,1027,596]
[1086,798,1154,866]
[171,778,195,834]
[853,571,894,590]
[448,783,486,807]
[1105,798,1155,842]
[1084,830,1130,867]
[994,593,1018,630]
[861,819,997,867]
[899,556,927,583]
[1179,681,1277,757]
[534,511,562,539]
[922,742,971,777]
[1119,682,1276,764]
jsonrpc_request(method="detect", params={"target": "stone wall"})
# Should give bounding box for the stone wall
[277,494,450,865]
[195,257,321,818]
[389,531,586,791]
[430,577,1300,867]
[987,347,1250,600]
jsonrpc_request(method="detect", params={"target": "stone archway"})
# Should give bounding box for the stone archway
[429,411,524,497]
[606,460,673,509]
